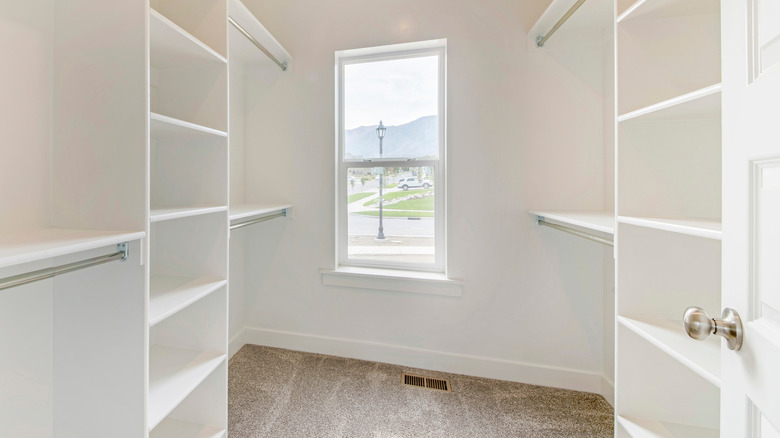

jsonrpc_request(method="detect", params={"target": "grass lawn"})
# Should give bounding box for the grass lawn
[348,192,374,203]
[354,210,434,218]
[384,196,434,211]
[363,189,433,207]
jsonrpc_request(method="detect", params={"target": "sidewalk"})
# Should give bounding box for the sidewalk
[347,235,434,251]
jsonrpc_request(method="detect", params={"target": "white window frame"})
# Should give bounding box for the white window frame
[335,40,447,273]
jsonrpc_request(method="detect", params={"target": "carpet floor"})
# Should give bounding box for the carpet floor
[228,345,614,437]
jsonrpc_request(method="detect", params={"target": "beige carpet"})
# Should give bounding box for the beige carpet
[229,345,613,437]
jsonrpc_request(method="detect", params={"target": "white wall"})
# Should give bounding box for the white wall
[0,0,52,231]
[232,0,611,394]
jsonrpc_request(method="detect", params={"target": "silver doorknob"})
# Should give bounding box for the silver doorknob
[683,307,743,351]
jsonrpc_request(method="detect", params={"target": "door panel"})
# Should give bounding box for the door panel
[723,0,780,435]
[751,0,780,77]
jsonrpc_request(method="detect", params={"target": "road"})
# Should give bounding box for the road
[347,214,434,237]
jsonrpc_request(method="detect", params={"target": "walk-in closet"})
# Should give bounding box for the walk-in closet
[2,0,779,436]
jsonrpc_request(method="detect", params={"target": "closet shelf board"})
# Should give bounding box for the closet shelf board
[150,9,227,68]
[618,84,721,122]
[229,0,292,65]
[617,415,719,438]
[618,216,721,240]
[150,418,225,438]
[528,210,614,234]
[618,316,720,388]
[150,206,228,223]
[229,203,292,222]
[527,0,613,46]
[617,0,719,24]
[150,113,228,139]
[148,346,225,431]
[0,228,145,269]
[149,276,227,326]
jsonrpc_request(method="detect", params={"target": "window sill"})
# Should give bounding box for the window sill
[320,266,463,297]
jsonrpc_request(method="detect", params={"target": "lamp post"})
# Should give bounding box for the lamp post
[376,120,386,240]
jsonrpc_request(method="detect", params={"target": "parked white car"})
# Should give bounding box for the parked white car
[396,177,432,190]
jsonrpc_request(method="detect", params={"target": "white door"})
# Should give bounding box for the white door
[722,0,780,436]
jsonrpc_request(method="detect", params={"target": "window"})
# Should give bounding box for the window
[336,40,446,272]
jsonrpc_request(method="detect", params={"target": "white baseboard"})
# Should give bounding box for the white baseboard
[229,326,604,394]
[601,376,615,407]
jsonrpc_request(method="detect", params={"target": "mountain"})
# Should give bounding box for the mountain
[344,115,438,160]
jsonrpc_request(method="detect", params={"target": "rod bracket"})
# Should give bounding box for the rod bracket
[536,36,544,47]
[117,242,129,261]
[536,215,544,225]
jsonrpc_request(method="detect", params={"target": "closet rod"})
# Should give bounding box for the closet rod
[230,210,288,231]
[0,243,129,291]
[536,0,587,47]
[535,216,613,247]
[229,17,288,71]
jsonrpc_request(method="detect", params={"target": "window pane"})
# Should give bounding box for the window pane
[343,56,439,160]
[347,166,435,265]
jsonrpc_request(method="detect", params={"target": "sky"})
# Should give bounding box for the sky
[344,55,438,130]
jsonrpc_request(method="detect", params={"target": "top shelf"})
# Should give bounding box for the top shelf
[528,0,613,49]
[229,0,292,68]
[0,228,145,269]
[150,9,227,68]
[529,210,614,235]
[618,0,719,23]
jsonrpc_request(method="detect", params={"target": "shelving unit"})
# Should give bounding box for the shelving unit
[615,0,722,435]
[147,1,230,435]
[526,0,616,406]
[0,0,149,435]
[227,0,293,356]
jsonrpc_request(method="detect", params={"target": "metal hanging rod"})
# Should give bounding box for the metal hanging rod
[536,216,613,247]
[0,243,129,291]
[536,0,587,47]
[230,210,288,231]
[229,17,288,71]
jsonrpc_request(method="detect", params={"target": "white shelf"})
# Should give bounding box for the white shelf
[618,216,721,240]
[527,0,613,48]
[529,210,614,234]
[150,418,225,438]
[150,9,226,68]
[618,84,721,122]
[0,228,145,269]
[149,275,227,326]
[618,316,720,387]
[229,203,292,222]
[228,0,292,67]
[618,0,719,23]
[150,113,228,139]
[150,206,228,223]
[148,346,225,431]
[617,415,719,438]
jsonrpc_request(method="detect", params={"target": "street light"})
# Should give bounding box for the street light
[376,120,386,240]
